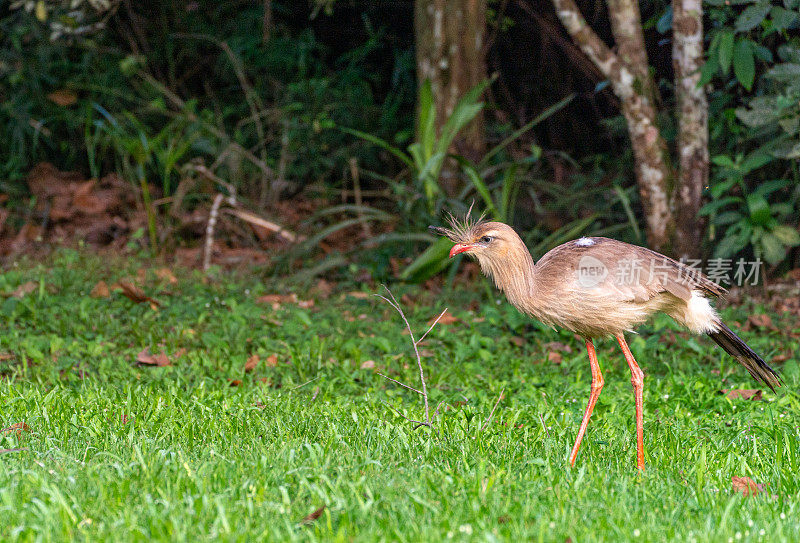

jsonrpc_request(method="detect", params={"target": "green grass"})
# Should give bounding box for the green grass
[1,249,799,542]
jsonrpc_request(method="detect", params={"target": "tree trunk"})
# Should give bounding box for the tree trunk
[672,0,708,260]
[551,0,674,253]
[415,0,487,196]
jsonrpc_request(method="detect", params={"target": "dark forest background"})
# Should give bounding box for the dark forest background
[1,0,798,282]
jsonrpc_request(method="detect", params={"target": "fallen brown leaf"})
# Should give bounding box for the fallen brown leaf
[312,279,333,299]
[1,422,30,436]
[298,299,315,309]
[510,336,526,347]
[114,281,160,308]
[771,353,790,363]
[347,291,369,299]
[543,341,573,353]
[547,351,563,365]
[745,314,774,331]
[245,355,259,373]
[135,349,171,367]
[732,476,763,497]
[90,280,110,298]
[11,281,37,298]
[229,379,242,387]
[46,89,78,106]
[265,354,279,367]
[300,505,326,525]
[257,293,297,305]
[429,313,458,326]
[722,389,762,401]
[154,268,178,284]
[360,360,376,369]
[0,352,13,361]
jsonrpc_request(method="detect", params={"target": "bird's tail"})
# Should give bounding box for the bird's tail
[707,320,782,392]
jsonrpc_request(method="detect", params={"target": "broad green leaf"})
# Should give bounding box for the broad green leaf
[437,78,493,155]
[752,178,790,198]
[746,194,772,225]
[771,225,800,246]
[718,31,735,75]
[714,231,748,258]
[752,44,773,63]
[739,151,773,173]
[480,93,574,167]
[710,154,737,168]
[400,236,453,282]
[338,127,414,169]
[713,211,745,226]
[760,233,787,265]
[770,6,799,30]
[699,196,741,215]
[735,2,771,32]
[766,63,800,82]
[710,177,741,199]
[733,39,755,90]
[437,103,484,156]
[698,55,719,87]
[458,160,498,218]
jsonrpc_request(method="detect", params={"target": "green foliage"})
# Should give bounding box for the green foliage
[736,44,800,159]
[347,85,576,283]
[0,4,416,201]
[701,153,799,264]
[343,77,493,217]
[1,252,800,540]
[701,0,800,268]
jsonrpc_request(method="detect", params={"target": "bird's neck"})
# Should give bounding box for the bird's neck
[478,241,538,309]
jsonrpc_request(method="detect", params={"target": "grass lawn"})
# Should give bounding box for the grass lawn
[1,250,799,542]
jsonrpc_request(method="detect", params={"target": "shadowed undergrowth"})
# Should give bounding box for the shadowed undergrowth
[1,250,799,541]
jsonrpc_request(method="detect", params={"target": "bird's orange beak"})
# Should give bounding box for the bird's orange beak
[449,244,473,258]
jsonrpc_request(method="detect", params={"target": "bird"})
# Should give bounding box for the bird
[429,215,781,471]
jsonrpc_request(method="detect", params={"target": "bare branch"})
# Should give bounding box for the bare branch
[480,388,505,432]
[539,413,550,438]
[377,373,424,396]
[380,401,430,430]
[290,376,321,391]
[550,0,621,80]
[375,285,441,428]
[416,308,449,346]
[431,400,447,422]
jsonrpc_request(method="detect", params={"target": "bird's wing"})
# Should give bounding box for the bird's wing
[536,237,724,303]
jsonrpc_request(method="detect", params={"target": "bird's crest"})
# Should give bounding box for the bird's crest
[428,204,488,243]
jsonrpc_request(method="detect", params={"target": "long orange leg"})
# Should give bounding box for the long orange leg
[616,333,645,470]
[569,338,604,467]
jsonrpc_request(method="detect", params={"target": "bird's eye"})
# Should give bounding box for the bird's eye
[480,236,493,244]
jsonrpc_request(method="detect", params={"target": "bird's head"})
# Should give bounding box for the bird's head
[429,215,519,262]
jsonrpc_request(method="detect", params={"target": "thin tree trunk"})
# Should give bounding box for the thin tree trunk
[550,0,674,252]
[672,0,708,260]
[415,0,487,196]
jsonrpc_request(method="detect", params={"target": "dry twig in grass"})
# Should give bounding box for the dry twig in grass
[480,388,505,432]
[374,285,447,431]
